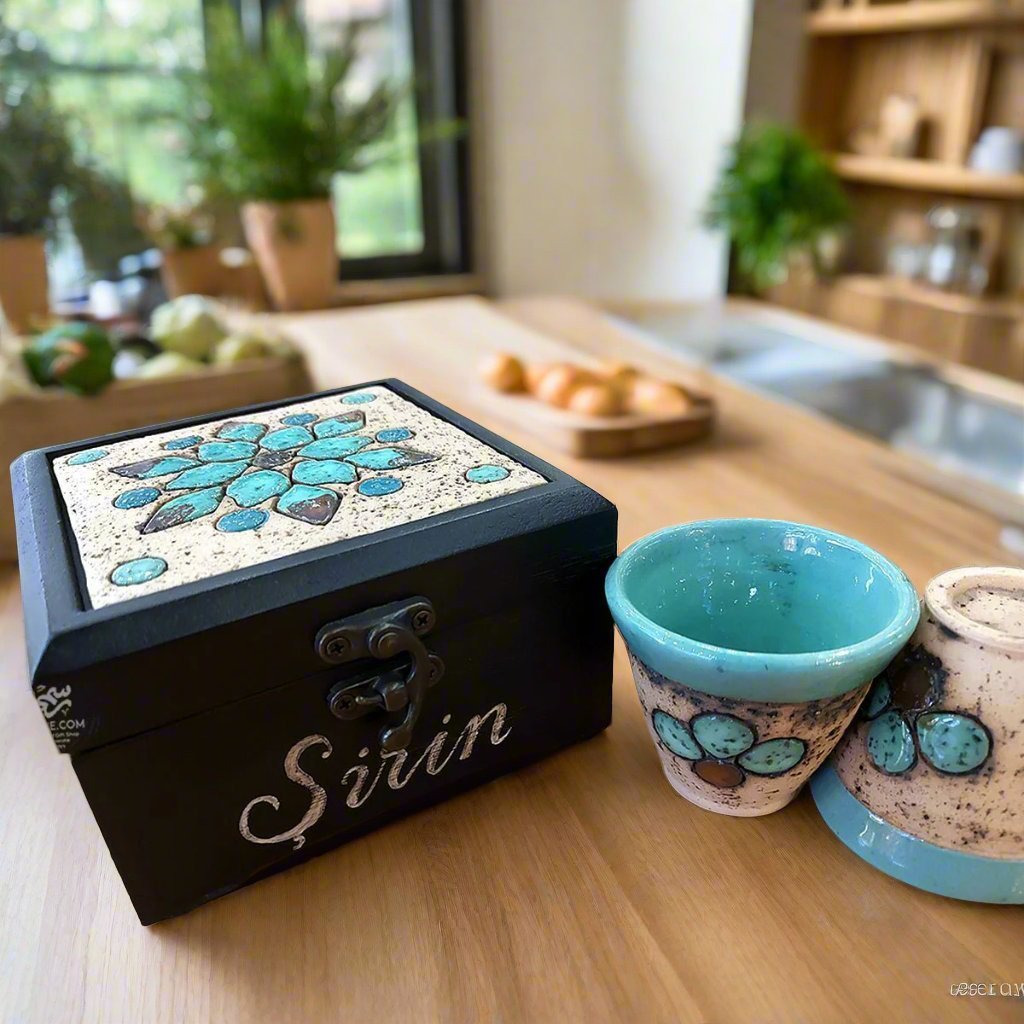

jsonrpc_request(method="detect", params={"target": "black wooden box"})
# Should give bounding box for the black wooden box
[12,380,616,924]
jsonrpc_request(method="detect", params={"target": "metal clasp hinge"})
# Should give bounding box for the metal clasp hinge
[315,597,444,754]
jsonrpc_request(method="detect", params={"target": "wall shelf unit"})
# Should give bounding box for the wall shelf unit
[774,0,1024,380]
[807,1,1024,36]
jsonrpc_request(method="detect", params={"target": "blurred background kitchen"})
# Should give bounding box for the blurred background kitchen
[0,0,1021,559]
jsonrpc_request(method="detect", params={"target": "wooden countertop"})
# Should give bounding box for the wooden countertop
[1,297,1020,1023]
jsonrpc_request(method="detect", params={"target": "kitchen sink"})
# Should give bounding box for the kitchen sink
[619,304,1024,512]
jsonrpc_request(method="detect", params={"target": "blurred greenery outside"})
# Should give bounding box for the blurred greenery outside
[3,0,424,296]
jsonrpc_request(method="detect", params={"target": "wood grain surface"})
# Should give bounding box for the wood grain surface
[479,381,714,459]
[1,297,1021,1024]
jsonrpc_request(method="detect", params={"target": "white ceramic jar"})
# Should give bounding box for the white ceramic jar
[813,566,1024,903]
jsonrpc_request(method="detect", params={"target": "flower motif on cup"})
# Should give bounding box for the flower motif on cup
[652,709,807,789]
[861,644,991,776]
[101,401,439,552]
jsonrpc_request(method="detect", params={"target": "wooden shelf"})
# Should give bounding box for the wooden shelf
[807,1,1024,36]
[829,153,1024,198]
[835,273,1024,318]
[793,3,1024,366]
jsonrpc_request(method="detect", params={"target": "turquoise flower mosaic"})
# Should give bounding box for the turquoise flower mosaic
[108,406,436,535]
[54,386,547,608]
[652,709,807,789]
[861,644,992,776]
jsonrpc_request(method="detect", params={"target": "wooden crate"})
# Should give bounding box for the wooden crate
[1,357,313,561]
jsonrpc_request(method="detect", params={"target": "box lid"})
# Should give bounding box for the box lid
[13,379,616,753]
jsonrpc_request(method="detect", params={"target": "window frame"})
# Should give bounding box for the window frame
[250,0,472,280]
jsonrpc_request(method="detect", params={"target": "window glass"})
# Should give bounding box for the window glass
[2,0,453,293]
[3,1,200,294]
[304,0,425,259]
[4,0,201,206]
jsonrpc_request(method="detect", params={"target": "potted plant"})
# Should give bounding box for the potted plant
[705,123,849,294]
[142,199,223,299]
[184,10,401,311]
[0,65,75,333]
[68,166,149,283]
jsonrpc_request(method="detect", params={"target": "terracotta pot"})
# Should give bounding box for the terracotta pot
[241,199,337,311]
[160,245,224,299]
[0,234,49,334]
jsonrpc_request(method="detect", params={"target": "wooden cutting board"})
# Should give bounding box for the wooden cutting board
[477,384,715,458]
[456,309,715,460]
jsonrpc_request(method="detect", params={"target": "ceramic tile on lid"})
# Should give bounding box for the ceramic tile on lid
[53,385,547,609]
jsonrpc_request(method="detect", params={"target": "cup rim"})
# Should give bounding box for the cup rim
[926,566,1024,654]
[606,518,920,699]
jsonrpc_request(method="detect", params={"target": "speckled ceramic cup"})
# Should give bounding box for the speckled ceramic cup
[814,566,1024,902]
[605,519,920,816]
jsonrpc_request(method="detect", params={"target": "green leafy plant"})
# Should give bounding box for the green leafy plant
[184,9,402,202]
[0,37,76,236]
[141,201,214,251]
[67,166,149,276]
[0,22,144,275]
[705,123,849,293]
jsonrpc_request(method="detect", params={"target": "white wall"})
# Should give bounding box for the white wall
[476,0,753,302]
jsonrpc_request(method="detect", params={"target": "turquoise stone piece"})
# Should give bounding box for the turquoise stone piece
[111,456,199,479]
[314,413,365,438]
[217,421,267,443]
[197,440,258,463]
[68,449,109,466]
[110,556,167,586]
[260,426,314,451]
[163,435,202,450]
[916,712,990,774]
[341,392,376,404]
[652,710,701,760]
[375,427,413,443]
[298,435,372,460]
[227,470,290,508]
[867,710,916,773]
[276,484,339,525]
[292,460,358,486]
[164,460,249,491]
[216,508,269,533]
[737,737,807,775]
[281,413,317,426]
[691,713,755,759]
[141,487,223,533]
[113,487,161,510]
[345,446,435,470]
[357,476,402,496]
[466,464,510,484]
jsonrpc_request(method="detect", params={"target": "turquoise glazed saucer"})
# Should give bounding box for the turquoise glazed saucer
[812,765,1024,903]
[813,566,1024,904]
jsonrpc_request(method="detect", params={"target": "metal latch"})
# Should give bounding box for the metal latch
[315,597,444,753]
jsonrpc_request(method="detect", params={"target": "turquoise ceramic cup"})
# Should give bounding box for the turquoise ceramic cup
[605,519,920,815]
